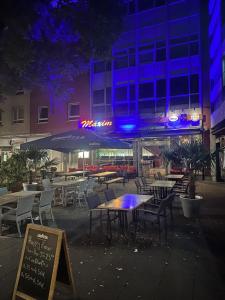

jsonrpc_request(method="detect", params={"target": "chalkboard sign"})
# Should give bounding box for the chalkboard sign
[13,224,77,300]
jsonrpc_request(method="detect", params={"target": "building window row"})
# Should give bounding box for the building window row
[92,87,112,118]
[12,106,24,123]
[37,103,80,124]
[128,0,187,14]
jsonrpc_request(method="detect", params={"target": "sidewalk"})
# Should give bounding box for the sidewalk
[0,180,225,300]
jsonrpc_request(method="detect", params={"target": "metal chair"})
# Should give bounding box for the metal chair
[33,190,55,225]
[1,195,35,237]
[104,188,116,202]
[137,193,175,243]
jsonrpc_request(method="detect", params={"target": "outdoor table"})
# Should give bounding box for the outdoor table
[165,174,184,180]
[62,170,90,180]
[149,180,176,199]
[98,194,153,241]
[89,171,117,183]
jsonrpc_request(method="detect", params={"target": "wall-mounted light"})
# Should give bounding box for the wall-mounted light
[168,113,179,122]
[191,113,200,122]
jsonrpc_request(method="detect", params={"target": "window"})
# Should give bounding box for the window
[114,48,136,69]
[139,100,155,114]
[106,87,112,104]
[93,89,104,104]
[38,106,48,123]
[114,56,128,69]
[139,82,154,99]
[170,34,199,59]
[170,44,189,59]
[156,79,166,98]
[92,106,105,115]
[114,104,129,116]
[115,86,128,102]
[170,96,189,107]
[156,99,166,113]
[12,106,24,123]
[190,74,199,93]
[170,76,189,96]
[139,44,154,64]
[93,60,111,73]
[68,103,80,120]
[130,85,136,101]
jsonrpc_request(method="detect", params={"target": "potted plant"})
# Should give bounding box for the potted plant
[162,140,214,218]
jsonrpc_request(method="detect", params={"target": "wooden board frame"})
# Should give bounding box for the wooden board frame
[12,224,77,300]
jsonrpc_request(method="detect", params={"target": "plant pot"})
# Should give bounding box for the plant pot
[180,195,202,218]
[22,183,38,191]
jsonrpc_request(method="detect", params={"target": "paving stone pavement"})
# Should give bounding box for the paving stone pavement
[0,180,225,300]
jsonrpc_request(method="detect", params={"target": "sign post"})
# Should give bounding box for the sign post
[13,224,78,300]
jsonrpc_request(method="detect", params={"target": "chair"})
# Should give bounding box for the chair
[33,190,55,225]
[137,193,175,243]
[74,181,88,207]
[134,178,151,194]
[104,188,116,202]
[1,195,35,237]
[86,192,107,238]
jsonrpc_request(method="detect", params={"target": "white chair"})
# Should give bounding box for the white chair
[33,190,55,225]
[74,181,88,207]
[1,195,35,237]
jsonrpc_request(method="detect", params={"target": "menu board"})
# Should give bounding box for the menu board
[13,224,77,300]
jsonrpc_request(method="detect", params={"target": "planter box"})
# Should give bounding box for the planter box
[180,195,202,218]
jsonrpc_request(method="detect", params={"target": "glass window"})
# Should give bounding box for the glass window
[115,86,128,102]
[12,106,24,123]
[139,100,155,114]
[68,103,80,120]
[170,44,189,59]
[170,96,189,107]
[129,54,136,66]
[139,82,154,99]
[130,103,136,114]
[170,76,188,96]
[94,61,105,73]
[139,51,154,64]
[190,42,199,55]
[190,95,199,108]
[114,56,128,69]
[156,98,166,113]
[92,106,105,114]
[156,79,166,97]
[105,60,112,71]
[93,89,104,104]
[156,48,166,61]
[38,106,48,123]
[190,74,199,93]
[106,87,112,104]
[130,84,136,101]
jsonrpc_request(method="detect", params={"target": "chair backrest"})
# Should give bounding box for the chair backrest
[158,193,175,215]
[134,178,141,189]
[17,195,35,216]
[86,192,101,209]
[104,189,116,202]
[40,190,54,207]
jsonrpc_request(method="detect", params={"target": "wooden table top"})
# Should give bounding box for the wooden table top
[165,174,184,180]
[63,171,90,177]
[150,180,176,188]
[98,194,153,211]
[89,171,117,178]
[0,191,41,206]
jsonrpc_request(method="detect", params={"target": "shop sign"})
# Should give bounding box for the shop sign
[80,120,112,128]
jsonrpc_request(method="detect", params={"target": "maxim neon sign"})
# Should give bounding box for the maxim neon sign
[80,120,113,128]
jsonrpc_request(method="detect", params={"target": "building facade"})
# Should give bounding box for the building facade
[90,0,210,175]
[209,0,225,181]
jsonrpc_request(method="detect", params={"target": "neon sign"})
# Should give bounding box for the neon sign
[80,120,113,128]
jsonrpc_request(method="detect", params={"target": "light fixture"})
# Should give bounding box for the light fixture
[168,113,179,122]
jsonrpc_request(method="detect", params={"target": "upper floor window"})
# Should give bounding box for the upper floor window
[68,103,80,120]
[93,60,111,73]
[115,86,128,102]
[170,34,199,59]
[139,82,154,99]
[114,48,136,69]
[93,89,105,104]
[38,106,48,123]
[12,106,24,123]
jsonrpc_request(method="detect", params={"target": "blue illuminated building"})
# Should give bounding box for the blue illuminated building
[90,0,210,140]
[90,0,210,173]
[209,0,225,181]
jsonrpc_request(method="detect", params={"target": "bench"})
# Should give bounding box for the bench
[104,177,125,189]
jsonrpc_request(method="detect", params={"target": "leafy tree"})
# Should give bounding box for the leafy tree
[0,0,126,98]
[162,141,214,198]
